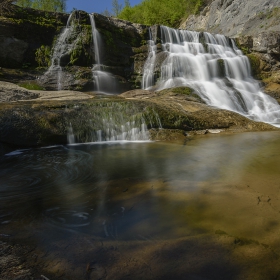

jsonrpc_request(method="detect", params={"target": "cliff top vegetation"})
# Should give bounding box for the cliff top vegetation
[0,0,66,14]
[117,0,207,27]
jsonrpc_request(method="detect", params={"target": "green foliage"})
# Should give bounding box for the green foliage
[16,0,66,12]
[68,25,92,66]
[35,45,51,67]
[16,0,32,8]
[118,0,205,27]
[19,81,45,90]
[171,87,194,95]
[247,54,261,77]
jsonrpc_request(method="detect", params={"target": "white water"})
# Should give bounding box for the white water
[67,117,150,144]
[45,13,75,90]
[89,14,119,94]
[143,26,280,126]
[67,123,75,144]
[142,28,157,89]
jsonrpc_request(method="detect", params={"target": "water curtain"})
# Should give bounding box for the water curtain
[143,26,280,126]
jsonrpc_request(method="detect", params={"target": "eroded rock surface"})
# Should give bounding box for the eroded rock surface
[0,81,39,102]
[180,0,280,38]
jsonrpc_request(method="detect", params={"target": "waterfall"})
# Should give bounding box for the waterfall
[89,14,120,94]
[44,12,75,90]
[143,26,280,126]
[67,117,150,144]
[67,123,75,144]
[66,103,153,144]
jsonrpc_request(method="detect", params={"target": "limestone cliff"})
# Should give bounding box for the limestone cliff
[180,0,280,37]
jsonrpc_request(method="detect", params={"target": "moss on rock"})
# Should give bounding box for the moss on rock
[247,53,261,77]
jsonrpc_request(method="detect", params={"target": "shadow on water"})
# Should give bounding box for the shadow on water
[1,132,280,279]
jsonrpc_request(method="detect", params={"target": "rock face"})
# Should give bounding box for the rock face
[180,0,280,37]
[93,13,149,90]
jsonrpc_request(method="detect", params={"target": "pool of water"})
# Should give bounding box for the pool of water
[1,131,280,279]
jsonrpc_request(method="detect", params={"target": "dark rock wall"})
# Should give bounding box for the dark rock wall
[0,5,68,68]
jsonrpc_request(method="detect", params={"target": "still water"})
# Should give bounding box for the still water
[1,131,280,278]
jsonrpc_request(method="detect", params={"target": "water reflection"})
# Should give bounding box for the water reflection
[1,132,280,247]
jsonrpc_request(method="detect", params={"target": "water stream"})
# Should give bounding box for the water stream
[44,13,75,90]
[89,14,120,94]
[143,26,280,126]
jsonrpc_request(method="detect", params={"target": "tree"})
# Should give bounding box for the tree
[101,7,112,17]
[16,0,67,12]
[0,0,15,14]
[112,0,122,17]
[124,0,130,7]
[117,0,202,27]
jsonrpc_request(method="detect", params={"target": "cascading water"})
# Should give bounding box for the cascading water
[142,28,157,89]
[66,103,161,144]
[143,26,280,126]
[89,14,120,94]
[44,13,75,90]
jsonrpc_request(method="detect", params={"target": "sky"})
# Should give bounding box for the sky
[66,0,142,14]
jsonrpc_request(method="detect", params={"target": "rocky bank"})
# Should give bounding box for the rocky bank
[0,81,277,156]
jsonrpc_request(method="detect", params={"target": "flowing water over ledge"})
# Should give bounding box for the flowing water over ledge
[1,132,280,279]
[143,26,280,127]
